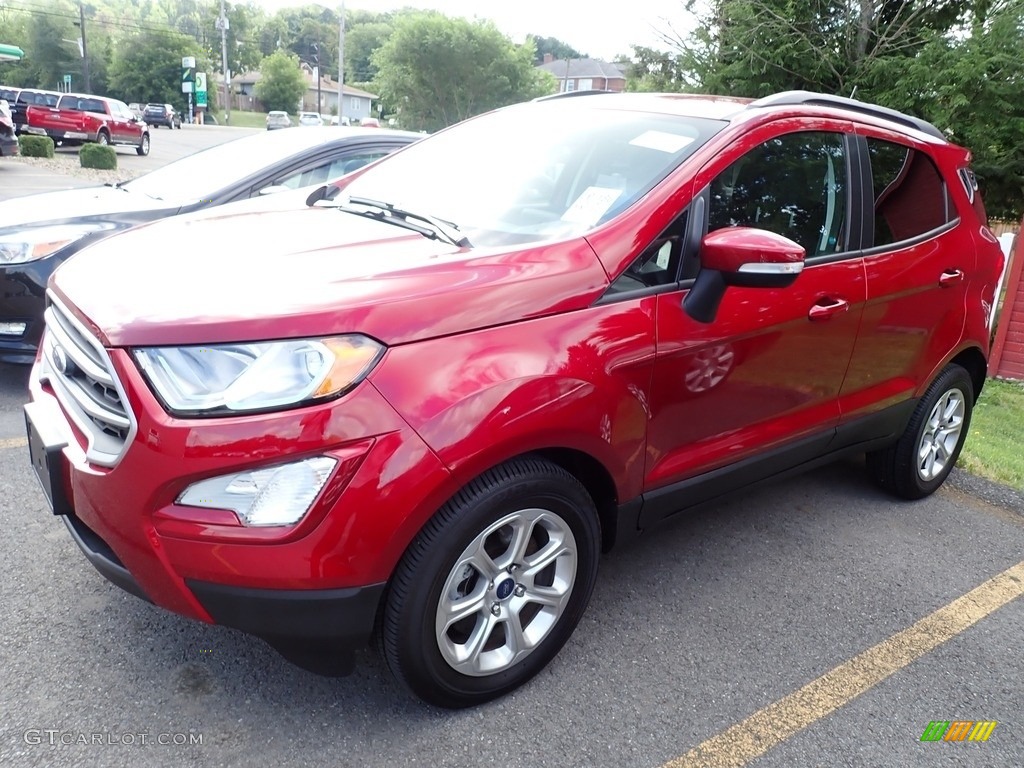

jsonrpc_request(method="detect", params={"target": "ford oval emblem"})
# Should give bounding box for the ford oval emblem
[52,344,69,375]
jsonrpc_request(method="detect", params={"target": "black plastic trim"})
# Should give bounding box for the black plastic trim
[860,220,959,258]
[63,513,152,603]
[631,399,918,530]
[187,579,386,647]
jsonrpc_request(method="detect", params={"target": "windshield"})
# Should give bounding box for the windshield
[343,102,724,247]
[123,130,332,203]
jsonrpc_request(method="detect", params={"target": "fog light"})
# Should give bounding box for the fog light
[177,456,337,527]
[0,321,27,336]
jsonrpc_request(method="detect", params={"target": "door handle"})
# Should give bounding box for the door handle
[808,298,849,321]
[939,269,964,287]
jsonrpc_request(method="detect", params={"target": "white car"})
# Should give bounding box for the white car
[297,111,323,127]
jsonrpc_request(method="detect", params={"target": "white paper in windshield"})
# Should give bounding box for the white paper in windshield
[629,131,695,153]
[561,186,623,225]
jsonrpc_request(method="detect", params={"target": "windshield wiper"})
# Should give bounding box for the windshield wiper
[331,195,472,248]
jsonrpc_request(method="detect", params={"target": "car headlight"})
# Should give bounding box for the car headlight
[0,223,115,265]
[134,335,384,416]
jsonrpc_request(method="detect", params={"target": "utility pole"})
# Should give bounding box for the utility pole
[217,0,230,124]
[337,0,344,124]
[313,42,321,115]
[77,2,90,92]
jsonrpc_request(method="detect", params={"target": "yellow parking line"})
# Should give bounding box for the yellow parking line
[0,437,28,450]
[663,560,1024,768]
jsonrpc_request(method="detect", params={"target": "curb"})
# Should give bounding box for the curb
[949,467,1024,519]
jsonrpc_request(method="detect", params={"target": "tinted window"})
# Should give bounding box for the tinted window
[867,138,951,246]
[708,131,848,258]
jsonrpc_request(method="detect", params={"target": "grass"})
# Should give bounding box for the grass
[216,110,268,129]
[959,377,1024,490]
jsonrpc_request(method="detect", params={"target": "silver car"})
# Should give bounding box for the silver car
[266,110,291,130]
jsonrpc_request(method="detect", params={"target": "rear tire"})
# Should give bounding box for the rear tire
[866,364,973,500]
[96,130,109,146]
[381,457,600,708]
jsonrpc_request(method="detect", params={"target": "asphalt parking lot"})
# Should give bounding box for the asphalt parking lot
[0,142,1021,767]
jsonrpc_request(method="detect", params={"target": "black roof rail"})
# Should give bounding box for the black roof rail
[533,89,615,102]
[748,90,945,141]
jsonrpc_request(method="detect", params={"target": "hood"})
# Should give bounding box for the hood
[51,205,609,348]
[0,185,173,228]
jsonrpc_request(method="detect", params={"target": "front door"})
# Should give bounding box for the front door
[643,127,866,520]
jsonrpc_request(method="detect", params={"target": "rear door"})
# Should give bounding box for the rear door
[642,124,866,518]
[837,129,968,422]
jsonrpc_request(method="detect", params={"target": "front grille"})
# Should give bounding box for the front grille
[39,293,136,467]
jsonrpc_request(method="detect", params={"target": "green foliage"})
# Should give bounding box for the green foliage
[627,46,692,92]
[80,142,117,170]
[345,21,393,83]
[254,50,306,113]
[372,12,552,132]
[18,135,54,158]
[108,28,203,109]
[960,378,1024,490]
[529,35,584,64]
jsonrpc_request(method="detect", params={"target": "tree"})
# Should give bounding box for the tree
[676,0,971,97]
[627,45,692,92]
[869,3,1024,219]
[372,12,553,132]
[108,28,200,107]
[345,21,393,84]
[254,49,306,112]
[528,35,584,64]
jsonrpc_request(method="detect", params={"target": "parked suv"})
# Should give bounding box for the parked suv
[143,103,180,128]
[25,91,1004,708]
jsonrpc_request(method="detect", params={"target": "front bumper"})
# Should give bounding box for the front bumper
[26,308,451,670]
[61,507,384,674]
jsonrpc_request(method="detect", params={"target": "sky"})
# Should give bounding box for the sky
[256,0,692,61]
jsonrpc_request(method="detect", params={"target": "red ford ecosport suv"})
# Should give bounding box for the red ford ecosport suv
[25,91,1005,708]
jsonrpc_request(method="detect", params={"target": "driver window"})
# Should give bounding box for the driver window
[707,131,848,258]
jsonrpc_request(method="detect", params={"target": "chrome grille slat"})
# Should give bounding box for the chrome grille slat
[43,306,110,381]
[40,293,136,467]
[42,314,114,386]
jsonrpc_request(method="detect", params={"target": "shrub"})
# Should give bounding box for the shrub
[18,135,54,158]
[80,143,117,170]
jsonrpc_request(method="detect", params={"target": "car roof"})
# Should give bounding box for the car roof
[532,90,947,144]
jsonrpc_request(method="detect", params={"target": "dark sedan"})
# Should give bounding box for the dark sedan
[0,126,421,362]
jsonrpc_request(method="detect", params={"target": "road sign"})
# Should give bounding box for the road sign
[195,73,207,108]
[63,74,71,86]
[182,81,193,94]
[182,56,196,69]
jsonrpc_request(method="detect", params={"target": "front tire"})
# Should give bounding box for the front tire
[381,457,600,708]
[866,363,973,499]
[136,133,150,156]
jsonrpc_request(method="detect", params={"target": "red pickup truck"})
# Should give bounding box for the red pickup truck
[25,93,150,155]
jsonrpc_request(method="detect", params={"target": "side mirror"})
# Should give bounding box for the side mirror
[684,227,805,324]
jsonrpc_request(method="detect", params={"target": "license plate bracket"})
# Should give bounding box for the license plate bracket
[24,402,73,516]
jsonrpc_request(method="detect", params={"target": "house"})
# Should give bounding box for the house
[227,66,378,123]
[299,65,378,124]
[536,55,627,93]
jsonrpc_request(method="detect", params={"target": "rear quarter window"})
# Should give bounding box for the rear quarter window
[867,138,952,247]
